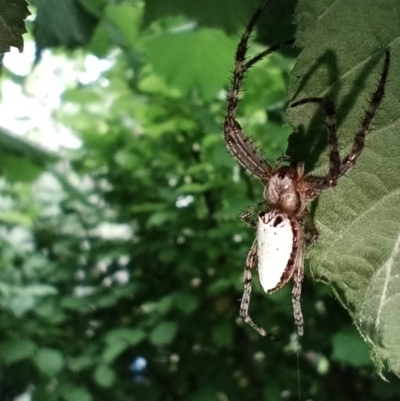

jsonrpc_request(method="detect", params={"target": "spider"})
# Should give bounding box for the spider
[224,0,390,337]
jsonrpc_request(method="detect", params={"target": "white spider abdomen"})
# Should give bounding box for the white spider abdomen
[257,210,295,293]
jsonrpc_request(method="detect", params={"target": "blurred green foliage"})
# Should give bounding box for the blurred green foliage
[0,0,399,400]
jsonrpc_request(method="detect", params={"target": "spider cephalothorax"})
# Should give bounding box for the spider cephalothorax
[224,0,390,337]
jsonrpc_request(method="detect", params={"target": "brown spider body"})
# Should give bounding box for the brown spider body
[266,164,318,217]
[224,0,390,337]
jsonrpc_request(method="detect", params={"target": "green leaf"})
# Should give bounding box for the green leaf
[0,339,36,364]
[93,364,116,388]
[102,328,145,363]
[149,321,178,345]
[331,327,371,367]
[68,353,96,371]
[35,348,64,375]
[104,3,141,49]
[102,340,129,364]
[145,28,236,100]
[287,0,400,377]
[59,383,93,401]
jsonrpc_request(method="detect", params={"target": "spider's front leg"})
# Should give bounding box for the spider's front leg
[240,239,275,338]
[224,0,294,183]
[224,120,273,184]
[239,202,265,228]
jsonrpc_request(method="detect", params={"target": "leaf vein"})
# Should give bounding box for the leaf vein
[375,231,400,330]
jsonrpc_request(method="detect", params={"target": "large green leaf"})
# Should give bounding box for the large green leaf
[287,0,400,377]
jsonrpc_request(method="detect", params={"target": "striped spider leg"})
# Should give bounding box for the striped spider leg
[224,0,390,337]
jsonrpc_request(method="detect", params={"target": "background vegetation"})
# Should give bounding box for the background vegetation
[0,0,400,400]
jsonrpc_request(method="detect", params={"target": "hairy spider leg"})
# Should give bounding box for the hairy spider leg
[290,50,390,190]
[239,239,277,339]
[291,245,305,336]
[339,50,390,177]
[302,209,319,246]
[239,201,265,228]
[290,97,341,188]
[223,0,294,183]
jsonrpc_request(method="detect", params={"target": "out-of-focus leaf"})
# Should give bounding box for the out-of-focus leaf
[145,28,236,100]
[0,339,36,364]
[0,126,55,165]
[93,364,116,388]
[104,328,146,345]
[173,292,199,315]
[0,0,30,53]
[59,384,93,401]
[149,321,178,345]
[35,348,64,375]
[34,0,99,50]
[212,322,233,347]
[104,3,141,49]
[143,0,297,41]
[332,327,371,367]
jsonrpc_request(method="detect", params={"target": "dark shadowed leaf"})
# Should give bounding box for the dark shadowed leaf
[0,0,30,53]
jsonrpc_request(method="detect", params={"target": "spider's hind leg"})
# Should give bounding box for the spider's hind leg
[290,97,341,189]
[292,260,305,336]
[339,50,390,177]
[240,239,276,339]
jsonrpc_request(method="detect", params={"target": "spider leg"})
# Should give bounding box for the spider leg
[240,202,265,228]
[291,242,305,336]
[224,120,273,183]
[290,97,341,190]
[293,50,390,190]
[338,50,390,177]
[240,239,276,339]
[302,208,319,246]
[224,0,293,183]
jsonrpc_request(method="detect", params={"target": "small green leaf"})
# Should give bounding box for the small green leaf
[0,339,36,364]
[104,328,146,345]
[59,384,93,401]
[93,364,116,388]
[150,321,178,345]
[35,348,64,375]
[102,340,128,364]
